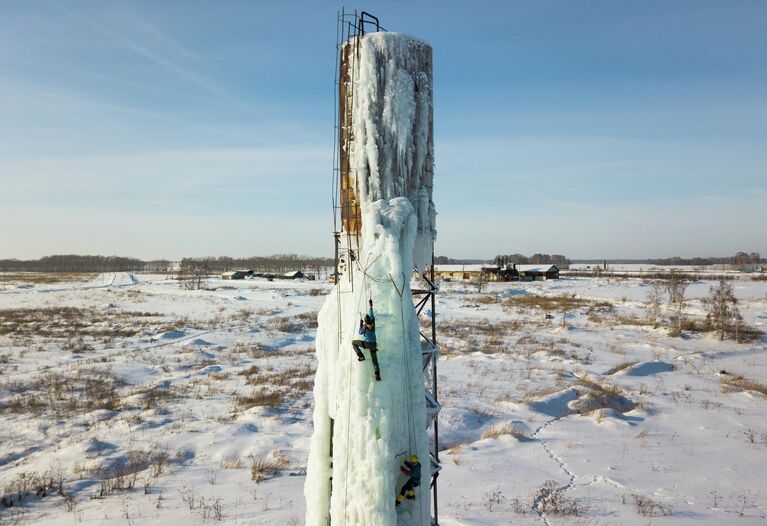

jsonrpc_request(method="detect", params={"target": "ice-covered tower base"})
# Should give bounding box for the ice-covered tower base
[305,30,436,526]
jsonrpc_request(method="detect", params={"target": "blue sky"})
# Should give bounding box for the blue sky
[1,1,765,260]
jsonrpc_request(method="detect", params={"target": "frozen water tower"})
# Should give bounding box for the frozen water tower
[305,10,441,526]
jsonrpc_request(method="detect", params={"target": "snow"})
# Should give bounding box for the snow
[0,273,766,524]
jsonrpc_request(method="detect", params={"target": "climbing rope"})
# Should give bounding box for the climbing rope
[338,255,380,523]
[390,271,427,525]
[353,260,419,454]
[344,256,424,521]
[389,273,417,454]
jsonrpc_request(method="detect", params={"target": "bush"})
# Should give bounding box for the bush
[234,388,284,410]
[250,452,289,483]
[628,493,672,516]
[721,374,767,397]
[535,480,588,516]
[482,422,528,440]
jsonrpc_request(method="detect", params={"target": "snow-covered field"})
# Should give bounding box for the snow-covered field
[1,272,766,525]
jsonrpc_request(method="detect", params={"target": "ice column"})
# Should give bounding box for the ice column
[305,33,435,526]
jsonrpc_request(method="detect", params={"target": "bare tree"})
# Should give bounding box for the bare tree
[646,280,664,328]
[665,271,688,336]
[704,279,742,341]
[474,270,488,293]
[178,259,210,290]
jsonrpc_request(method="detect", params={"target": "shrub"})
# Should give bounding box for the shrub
[1,369,122,417]
[482,422,528,440]
[535,480,588,516]
[629,493,672,516]
[250,452,289,483]
[234,388,284,410]
[482,488,506,511]
[721,374,767,397]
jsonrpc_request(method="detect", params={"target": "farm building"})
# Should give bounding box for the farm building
[426,263,560,282]
[221,271,246,280]
[430,264,498,282]
[283,271,306,280]
[515,264,559,280]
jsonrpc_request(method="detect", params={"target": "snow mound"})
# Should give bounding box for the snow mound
[528,387,581,417]
[568,392,636,414]
[439,406,496,448]
[185,338,211,347]
[620,361,675,376]
[233,295,248,301]
[88,272,139,287]
[153,330,186,340]
[84,438,118,456]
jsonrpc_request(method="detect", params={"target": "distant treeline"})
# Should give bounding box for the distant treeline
[0,254,335,274]
[573,252,763,267]
[433,256,486,265]
[492,253,571,268]
[179,255,334,274]
[0,255,156,272]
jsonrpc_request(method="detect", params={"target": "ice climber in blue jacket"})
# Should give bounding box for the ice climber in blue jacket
[352,299,381,381]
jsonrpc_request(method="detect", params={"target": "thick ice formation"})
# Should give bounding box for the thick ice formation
[351,32,436,272]
[305,33,435,526]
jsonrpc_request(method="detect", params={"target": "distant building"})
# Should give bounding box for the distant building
[221,271,246,280]
[431,264,496,282]
[515,264,560,281]
[426,263,559,282]
[283,271,306,280]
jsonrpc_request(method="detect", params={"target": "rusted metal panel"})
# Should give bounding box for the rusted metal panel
[339,39,362,238]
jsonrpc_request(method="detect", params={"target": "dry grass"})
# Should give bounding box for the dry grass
[721,374,767,397]
[577,374,625,397]
[441,318,521,340]
[467,295,498,305]
[535,480,590,516]
[482,422,528,440]
[1,467,66,507]
[503,294,611,313]
[249,452,289,483]
[270,311,318,333]
[241,363,315,401]
[244,364,315,385]
[605,361,639,375]
[0,307,161,337]
[219,453,247,470]
[1,368,123,417]
[609,313,653,327]
[238,364,260,378]
[234,388,284,410]
[518,385,568,403]
[0,272,96,285]
[680,318,762,342]
[627,493,672,516]
[137,384,182,410]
